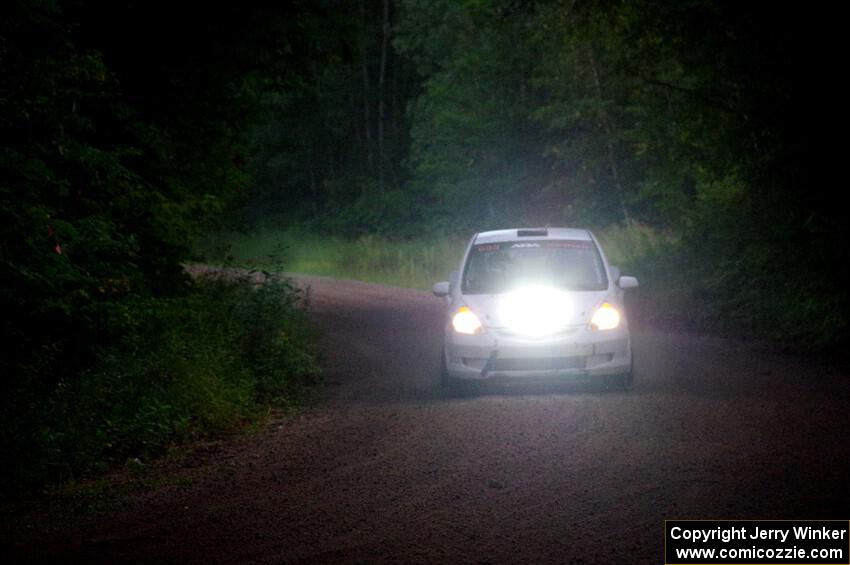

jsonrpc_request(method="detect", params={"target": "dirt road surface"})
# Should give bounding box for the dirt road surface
[5,277,850,563]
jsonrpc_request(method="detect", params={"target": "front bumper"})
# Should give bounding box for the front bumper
[444,325,631,380]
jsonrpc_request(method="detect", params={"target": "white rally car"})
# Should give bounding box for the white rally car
[433,227,638,388]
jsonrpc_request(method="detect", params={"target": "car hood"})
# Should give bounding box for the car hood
[460,289,611,329]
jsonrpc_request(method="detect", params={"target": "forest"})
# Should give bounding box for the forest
[1,0,845,491]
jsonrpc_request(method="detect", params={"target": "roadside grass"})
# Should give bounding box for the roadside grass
[196,229,470,290]
[196,222,706,336]
[1,273,319,496]
[593,222,673,268]
[196,223,672,291]
[592,223,697,328]
[199,221,847,350]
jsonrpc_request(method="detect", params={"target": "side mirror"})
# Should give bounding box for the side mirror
[618,276,639,290]
[432,281,450,297]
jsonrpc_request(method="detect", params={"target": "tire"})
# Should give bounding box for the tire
[608,352,634,390]
[440,347,451,387]
[609,370,633,390]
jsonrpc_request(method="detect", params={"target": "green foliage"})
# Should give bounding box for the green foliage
[1,1,324,494]
[244,1,419,234]
[322,179,417,237]
[396,0,552,230]
[594,222,673,269]
[198,228,468,291]
[390,0,849,348]
[2,276,318,492]
[201,0,850,349]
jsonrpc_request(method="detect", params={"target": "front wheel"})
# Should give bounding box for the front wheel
[608,370,633,390]
[440,347,451,387]
[608,352,634,390]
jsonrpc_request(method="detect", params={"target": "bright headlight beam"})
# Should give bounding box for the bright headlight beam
[499,286,573,337]
[590,302,620,331]
[452,306,483,335]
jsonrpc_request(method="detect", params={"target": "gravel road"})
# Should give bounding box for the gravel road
[6,276,850,563]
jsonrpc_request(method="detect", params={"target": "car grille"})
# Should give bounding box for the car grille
[491,356,586,372]
[495,327,580,338]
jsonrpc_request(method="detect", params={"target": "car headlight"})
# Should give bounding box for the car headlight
[589,302,621,331]
[499,286,572,337]
[452,306,483,335]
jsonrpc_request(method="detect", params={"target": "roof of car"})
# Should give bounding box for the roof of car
[473,227,592,244]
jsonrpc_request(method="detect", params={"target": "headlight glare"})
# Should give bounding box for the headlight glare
[499,286,572,337]
[452,306,483,335]
[589,302,620,331]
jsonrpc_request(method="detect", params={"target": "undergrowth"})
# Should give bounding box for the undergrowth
[199,223,843,349]
[1,273,318,495]
[197,228,469,290]
[196,223,667,290]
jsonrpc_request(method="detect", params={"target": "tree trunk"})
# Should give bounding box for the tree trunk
[588,46,631,226]
[308,150,318,216]
[377,0,390,191]
[360,0,373,175]
[389,54,399,187]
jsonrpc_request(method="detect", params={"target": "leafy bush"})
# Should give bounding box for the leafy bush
[1,275,318,493]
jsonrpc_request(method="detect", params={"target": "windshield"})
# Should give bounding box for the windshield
[462,240,608,294]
